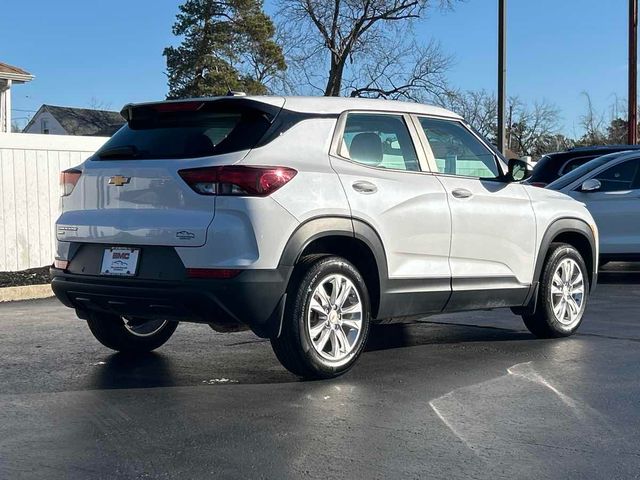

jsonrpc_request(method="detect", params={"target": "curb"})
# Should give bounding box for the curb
[0,284,53,303]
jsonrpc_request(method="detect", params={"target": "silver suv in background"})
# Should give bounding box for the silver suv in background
[51,96,598,378]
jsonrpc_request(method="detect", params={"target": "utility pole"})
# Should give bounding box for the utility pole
[629,0,638,144]
[497,0,507,155]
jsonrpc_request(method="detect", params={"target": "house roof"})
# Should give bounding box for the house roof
[0,61,34,83]
[25,104,125,136]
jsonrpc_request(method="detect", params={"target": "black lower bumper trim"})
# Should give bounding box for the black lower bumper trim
[50,267,292,338]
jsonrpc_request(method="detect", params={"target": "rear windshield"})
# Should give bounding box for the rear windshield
[546,153,625,190]
[95,102,275,160]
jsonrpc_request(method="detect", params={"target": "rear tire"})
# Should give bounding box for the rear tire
[86,312,178,353]
[271,256,371,379]
[522,243,589,338]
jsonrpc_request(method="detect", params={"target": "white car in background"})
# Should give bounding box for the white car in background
[547,151,640,262]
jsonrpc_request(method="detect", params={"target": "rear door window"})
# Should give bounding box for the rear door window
[95,101,276,160]
[340,113,420,171]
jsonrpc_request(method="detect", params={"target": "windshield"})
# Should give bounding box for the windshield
[95,101,275,160]
[546,152,628,190]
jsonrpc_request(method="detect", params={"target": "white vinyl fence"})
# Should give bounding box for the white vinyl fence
[0,133,107,271]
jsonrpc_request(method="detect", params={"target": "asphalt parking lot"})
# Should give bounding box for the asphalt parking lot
[1,264,639,480]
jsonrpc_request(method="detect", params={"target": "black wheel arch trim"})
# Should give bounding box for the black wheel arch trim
[279,216,388,274]
[278,216,389,317]
[534,217,597,292]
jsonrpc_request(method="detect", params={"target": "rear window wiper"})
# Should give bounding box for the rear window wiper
[98,145,143,159]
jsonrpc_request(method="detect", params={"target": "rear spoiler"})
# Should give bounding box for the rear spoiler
[120,97,284,124]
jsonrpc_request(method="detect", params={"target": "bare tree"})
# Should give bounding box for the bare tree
[578,92,607,145]
[278,0,457,97]
[345,38,452,101]
[88,97,113,111]
[508,97,561,157]
[437,89,497,141]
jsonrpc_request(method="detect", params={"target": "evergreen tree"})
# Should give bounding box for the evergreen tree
[164,0,286,98]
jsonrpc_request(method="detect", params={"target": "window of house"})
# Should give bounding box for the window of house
[340,113,420,171]
[41,119,49,134]
[418,117,499,178]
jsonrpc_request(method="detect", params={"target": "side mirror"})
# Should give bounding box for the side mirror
[508,158,533,182]
[580,178,602,192]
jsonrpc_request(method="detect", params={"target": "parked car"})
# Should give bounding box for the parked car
[547,151,640,262]
[527,145,640,187]
[51,96,598,379]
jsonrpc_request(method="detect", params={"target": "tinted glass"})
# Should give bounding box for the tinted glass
[419,117,499,178]
[341,114,420,171]
[560,156,597,174]
[595,159,640,191]
[96,104,272,160]
[547,153,625,190]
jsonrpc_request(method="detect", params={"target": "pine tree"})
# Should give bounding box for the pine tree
[163,0,286,99]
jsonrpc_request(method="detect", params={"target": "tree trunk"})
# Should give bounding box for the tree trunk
[324,55,346,96]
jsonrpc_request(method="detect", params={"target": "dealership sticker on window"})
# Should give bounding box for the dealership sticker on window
[101,247,140,276]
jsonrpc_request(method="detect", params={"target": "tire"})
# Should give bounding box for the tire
[523,243,589,338]
[270,256,371,379]
[86,312,178,353]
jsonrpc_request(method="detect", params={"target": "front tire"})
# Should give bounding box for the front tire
[523,243,589,338]
[86,313,178,353]
[271,256,371,379]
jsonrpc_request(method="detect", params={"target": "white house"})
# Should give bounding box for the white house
[0,61,34,133]
[23,104,125,136]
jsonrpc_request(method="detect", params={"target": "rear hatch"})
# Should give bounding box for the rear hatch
[57,97,285,247]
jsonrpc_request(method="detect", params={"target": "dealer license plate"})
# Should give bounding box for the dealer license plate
[100,247,140,276]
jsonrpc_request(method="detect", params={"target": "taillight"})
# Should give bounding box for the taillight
[60,168,82,196]
[529,182,547,188]
[178,166,297,197]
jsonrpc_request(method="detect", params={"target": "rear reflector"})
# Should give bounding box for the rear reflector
[179,166,297,197]
[54,259,69,270]
[186,268,241,279]
[59,168,82,196]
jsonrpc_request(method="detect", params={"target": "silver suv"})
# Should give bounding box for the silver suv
[51,96,598,378]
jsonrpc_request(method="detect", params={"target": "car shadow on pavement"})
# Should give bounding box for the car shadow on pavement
[87,352,179,390]
[365,322,532,352]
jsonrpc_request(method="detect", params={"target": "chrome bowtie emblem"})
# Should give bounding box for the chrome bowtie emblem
[108,175,131,187]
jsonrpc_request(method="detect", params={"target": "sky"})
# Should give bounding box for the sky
[1,0,632,136]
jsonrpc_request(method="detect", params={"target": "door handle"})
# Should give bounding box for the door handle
[352,181,378,194]
[451,188,473,199]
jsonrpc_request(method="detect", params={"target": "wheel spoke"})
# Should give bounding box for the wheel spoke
[336,327,350,350]
[335,283,352,310]
[309,298,327,316]
[309,320,327,339]
[315,286,331,309]
[331,331,340,356]
[567,296,580,316]
[551,285,563,296]
[329,276,340,304]
[341,303,362,315]
[315,328,331,352]
[342,319,361,330]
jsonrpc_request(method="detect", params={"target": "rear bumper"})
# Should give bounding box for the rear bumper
[50,267,292,338]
